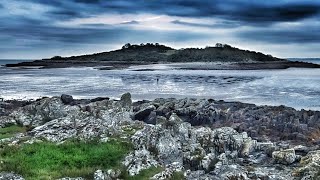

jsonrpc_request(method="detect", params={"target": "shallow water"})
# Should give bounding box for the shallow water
[0,62,319,111]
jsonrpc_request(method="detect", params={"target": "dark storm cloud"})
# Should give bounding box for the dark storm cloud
[20,0,320,24]
[0,23,207,48]
[1,0,320,58]
[238,25,320,44]
[100,0,320,24]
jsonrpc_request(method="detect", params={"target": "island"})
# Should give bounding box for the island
[5,43,320,70]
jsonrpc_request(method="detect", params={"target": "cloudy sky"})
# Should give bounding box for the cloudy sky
[1,0,320,59]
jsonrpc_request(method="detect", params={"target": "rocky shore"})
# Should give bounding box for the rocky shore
[1,93,320,179]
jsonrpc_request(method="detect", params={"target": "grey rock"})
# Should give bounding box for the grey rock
[296,150,320,179]
[0,116,16,128]
[0,172,24,180]
[94,169,121,180]
[119,92,132,111]
[200,153,216,172]
[122,149,159,176]
[151,162,183,180]
[272,149,297,165]
[61,94,74,105]
[134,105,155,121]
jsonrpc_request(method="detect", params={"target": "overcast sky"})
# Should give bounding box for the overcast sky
[1,0,320,59]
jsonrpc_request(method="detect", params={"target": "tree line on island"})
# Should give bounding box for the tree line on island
[48,43,284,63]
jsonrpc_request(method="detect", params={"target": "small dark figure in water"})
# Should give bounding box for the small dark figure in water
[157,78,159,84]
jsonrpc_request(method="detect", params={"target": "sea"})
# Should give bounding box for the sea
[0,58,319,111]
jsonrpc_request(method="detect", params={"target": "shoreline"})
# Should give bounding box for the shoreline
[1,94,319,112]
[5,59,320,70]
[1,93,320,179]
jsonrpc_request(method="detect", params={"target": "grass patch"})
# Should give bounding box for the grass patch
[170,171,185,180]
[0,125,27,139]
[0,140,132,179]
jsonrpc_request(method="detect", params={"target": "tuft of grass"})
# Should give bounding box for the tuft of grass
[170,171,185,180]
[0,125,27,139]
[0,140,132,180]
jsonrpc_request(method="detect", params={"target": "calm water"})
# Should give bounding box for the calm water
[0,59,319,110]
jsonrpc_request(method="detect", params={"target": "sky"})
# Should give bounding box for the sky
[0,0,320,59]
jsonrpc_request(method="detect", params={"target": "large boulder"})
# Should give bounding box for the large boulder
[61,94,74,105]
[272,149,298,165]
[134,105,156,121]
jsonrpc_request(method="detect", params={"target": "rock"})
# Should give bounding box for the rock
[132,97,320,145]
[145,111,157,125]
[295,150,320,179]
[122,149,159,176]
[119,92,132,111]
[212,164,249,180]
[151,162,183,180]
[0,172,24,180]
[2,95,317,180]
[0,116,16,128]
[134,105,155,121]
[29,109,132,142]
[272,149,298,165]
[94,169,121,180]
[241,139,256,157]
[61,94,74,105]
[200,153,216,172]
[156,128,183,164]
[11,97,71,127]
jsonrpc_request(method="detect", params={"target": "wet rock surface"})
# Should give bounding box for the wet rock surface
[0,94,319,179]
[133,98,320,145]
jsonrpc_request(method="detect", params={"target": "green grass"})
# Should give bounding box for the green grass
[0,125,27,139]
[170,171,185,180]
[0,140,132,180]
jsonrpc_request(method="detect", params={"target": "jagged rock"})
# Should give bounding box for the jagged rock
[241,139,256,157]
[134,105,155,121]
[93,169,121,180]
[93,170,106,180]
[0,116,16,128]
[0,172,24,180]
[295,150,320,179]
[200,153,216,172]
[29,109,132,142]
[184,170,207,180]
[122,149,159,176]
[133,97,320,145]
[61,94,74,105]
[2,95,318,180]
[213,164,249,180]
[272,149,298,165]
[151,162,183,180]
[11,97,71,127]
[118,92,132,111]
